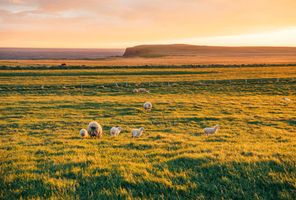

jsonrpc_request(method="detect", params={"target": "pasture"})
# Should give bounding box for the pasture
[0,65,295,199]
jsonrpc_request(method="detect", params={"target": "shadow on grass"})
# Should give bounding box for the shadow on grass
[0,177,53,199]
[284,120,296,126]
[113,142,153,150]
[247,121,277,127]
[1,158,295,199]
[165,157,296,199]
[74,158,296,199]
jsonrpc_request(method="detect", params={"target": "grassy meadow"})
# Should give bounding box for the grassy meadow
[0,64,295,199]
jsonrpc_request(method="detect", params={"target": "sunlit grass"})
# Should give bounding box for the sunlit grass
[0,65,295,199]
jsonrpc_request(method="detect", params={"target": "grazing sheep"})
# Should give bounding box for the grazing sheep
[204,125,220,135]
[87,121,103,138]
[80,129,88,138]
[143,102,152,111]
[110,126,122,136]
[132,127,144,138]
[283,97,291,101]
[133,88,150,93]
[138,88,150,93]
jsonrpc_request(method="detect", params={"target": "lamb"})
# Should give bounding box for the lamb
[87,121,103,138]
[143,102,152,111]
[79,129,88,137]
[204,125,220,135]
[110,126,122,136]
[133,88,139,93]
[131,127,144,138]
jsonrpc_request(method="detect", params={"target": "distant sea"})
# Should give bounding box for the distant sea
[0,48,125,59]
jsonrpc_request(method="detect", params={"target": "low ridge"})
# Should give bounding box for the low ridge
[123,44,296,57]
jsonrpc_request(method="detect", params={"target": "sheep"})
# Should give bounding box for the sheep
[138,88,150,93]
[132,127,144,138]
[143,102,152,111]
[80,129,88,138]
[133,88,150,93]
[204,125,220,135]
[87,121,103,138]
[282,97,291,101]
[110,126,122,136]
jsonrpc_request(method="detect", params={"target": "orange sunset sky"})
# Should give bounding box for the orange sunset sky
[1,0,296,48]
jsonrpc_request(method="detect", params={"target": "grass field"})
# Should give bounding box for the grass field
[0,64,295,199]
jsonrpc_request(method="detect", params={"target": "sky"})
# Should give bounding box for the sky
[0,0,296,48]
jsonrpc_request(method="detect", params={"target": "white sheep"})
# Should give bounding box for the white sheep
[282,97,291,101]
[204,125,220,135]
[79,129,88,137]
[87,121,103,138]
[110,126,122,136]
[133,88,150,93]
[131,127,144,137]
[138,88,150,93]
[143,102,152,111]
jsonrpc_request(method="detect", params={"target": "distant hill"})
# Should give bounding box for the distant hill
[123,44,296,57]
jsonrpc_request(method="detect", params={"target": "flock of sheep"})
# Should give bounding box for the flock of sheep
[79,101,220,138]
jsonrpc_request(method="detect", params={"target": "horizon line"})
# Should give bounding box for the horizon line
[2,44,296,49]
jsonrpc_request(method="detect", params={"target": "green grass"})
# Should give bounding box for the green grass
[0,65,296,199]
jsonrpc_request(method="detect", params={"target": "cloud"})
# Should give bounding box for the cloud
[0,0,296,47]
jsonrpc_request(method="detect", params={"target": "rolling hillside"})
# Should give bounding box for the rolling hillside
[123,44,296,57]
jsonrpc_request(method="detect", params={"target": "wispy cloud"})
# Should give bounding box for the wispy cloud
[0,0,296,47]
